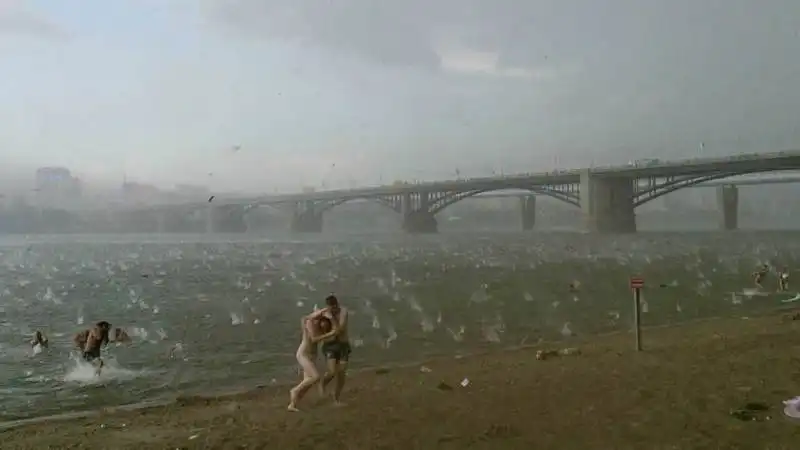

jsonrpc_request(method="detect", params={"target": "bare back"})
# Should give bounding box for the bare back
[296,320,316,357]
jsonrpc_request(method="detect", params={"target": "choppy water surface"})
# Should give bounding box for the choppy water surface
[1,231,799,421]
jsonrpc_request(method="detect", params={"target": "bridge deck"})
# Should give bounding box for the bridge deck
[51,151,800,212]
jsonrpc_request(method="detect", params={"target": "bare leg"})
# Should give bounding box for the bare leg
[320,358,338,396]
[94,358,104,377]
[333,361,348,405]
[288,355,319,412]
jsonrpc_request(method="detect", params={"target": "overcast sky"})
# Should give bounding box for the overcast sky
[1,0,799,193]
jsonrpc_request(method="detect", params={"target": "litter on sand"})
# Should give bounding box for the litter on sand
[783,397,800,419]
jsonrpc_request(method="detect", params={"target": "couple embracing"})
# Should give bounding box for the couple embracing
[288,294,351,412]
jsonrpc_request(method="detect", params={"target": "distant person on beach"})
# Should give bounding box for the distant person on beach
[753,264,769,289]
[288,310,339,412]
[779,267,790,292]
[319,294,351,405]
[73,321,112,376]
[31,330,48,348]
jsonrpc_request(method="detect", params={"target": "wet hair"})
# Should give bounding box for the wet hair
[325,295,339,307]
[317,316,333,333]
[96,321,111,345]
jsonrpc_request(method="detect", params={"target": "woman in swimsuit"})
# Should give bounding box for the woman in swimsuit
[288,310,339,412]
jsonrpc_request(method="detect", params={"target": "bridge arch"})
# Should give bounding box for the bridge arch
[316,197,401,214]
[429,186,579,215]
[633,167,800,207]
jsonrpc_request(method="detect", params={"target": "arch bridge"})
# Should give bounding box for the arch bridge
[139,151,800,233]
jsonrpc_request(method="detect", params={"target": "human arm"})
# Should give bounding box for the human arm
[334,308,348,335]
[83,331,95,353]
[303,307,330,321]
[310,324,339,344]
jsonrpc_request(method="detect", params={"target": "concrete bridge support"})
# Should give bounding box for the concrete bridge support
[520,195,536,231]
[717,184,739,231]
[402,192,438,233]
[580,170,637,233]
[291,200,323,233]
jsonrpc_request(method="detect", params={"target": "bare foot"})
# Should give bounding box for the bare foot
[333,401,347,407]
[287,404,300,412]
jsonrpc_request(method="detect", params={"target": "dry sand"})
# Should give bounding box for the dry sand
[4,312,800,449]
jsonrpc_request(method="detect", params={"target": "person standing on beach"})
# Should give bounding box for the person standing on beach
[319,294,351,405]
[288,310,339,412]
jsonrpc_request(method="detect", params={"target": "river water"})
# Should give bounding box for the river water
[0,231,798,422]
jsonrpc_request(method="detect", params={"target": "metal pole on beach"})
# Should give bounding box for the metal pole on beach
[630,276,644,351]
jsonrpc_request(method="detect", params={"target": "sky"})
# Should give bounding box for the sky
[1,0,799,194]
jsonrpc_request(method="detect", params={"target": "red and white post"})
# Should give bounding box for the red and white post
[629,276,644,351]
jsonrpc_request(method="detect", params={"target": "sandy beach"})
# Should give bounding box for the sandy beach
[2,311,800,449]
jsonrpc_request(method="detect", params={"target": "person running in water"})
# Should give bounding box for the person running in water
[319,294,351,405]
[753,264,769,289]
[73,321,112,375]
[779,267,790,292]
[287,309,339,412]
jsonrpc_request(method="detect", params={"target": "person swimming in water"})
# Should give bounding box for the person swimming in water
[288,309,339,412]
[112,327,131,343]
[753,264,769,289]
[30,330,48,349]
[73,321,112,376]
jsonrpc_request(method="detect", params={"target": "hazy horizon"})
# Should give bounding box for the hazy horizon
[1,0,799,194]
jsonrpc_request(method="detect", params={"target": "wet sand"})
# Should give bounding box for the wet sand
[4,312,800,449]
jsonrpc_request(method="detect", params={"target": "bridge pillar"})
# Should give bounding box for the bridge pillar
[291,200,323,233]
[402,192,437,233]
[717,184,739,231]
[580,170,637,233]
[520,195,536,230]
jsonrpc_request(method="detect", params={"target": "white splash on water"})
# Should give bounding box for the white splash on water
[63,355,146,385]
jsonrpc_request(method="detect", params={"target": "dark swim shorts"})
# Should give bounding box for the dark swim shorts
[82,348,101,361]
[321,341,352,362]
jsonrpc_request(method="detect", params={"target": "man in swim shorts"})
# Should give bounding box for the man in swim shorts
[319,294,351,405]
[74,321,112,375]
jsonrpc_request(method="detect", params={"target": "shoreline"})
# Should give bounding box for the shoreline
[3,304,796,433]
[4,310,800,448]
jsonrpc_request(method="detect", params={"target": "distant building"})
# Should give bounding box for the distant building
[122,182,161,204]
[173,184,209,199]
[34,167,82,205]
